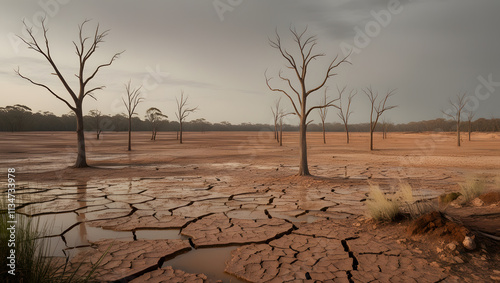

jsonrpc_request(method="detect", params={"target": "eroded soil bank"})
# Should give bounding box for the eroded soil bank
[1,131,499,282]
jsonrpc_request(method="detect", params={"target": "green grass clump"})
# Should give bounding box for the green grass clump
[0,194,105,283]
[459,177,486,202]
[366,184,400,222]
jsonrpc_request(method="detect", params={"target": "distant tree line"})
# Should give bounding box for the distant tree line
[1,104,499,133]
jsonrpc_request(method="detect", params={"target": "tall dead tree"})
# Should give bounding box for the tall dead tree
[337,87,356,144]
[279,111,295,146]
[15,19,122,167]
[176,91,198,144]
[318,88,329,144]
[145,107,167,141]
[265,27,350,176]
[364,87,397,151]
[122,81,144,151]
[467,111,475,141]
[442,93,467,146]
[271,98,281,142]
[88,109,102,140]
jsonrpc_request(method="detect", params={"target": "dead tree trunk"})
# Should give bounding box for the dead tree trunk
[443,93,467,147]
[176,91,198,144]
[337,87,356,144]
[128,118,132,151]
[298,116,309,175]
[75,106,87,167]
[122,80,143,151]
[16,19,122,168]
[322,122,326,144]
[265,27,349,176]
[364,87,397,151]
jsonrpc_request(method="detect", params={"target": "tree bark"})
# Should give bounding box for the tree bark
[322,122,326,144]
[457,120,461,147]
[279,120,283,147]
[298,117,310,176]
[370,128,374,151]
[128,116,132,151]
[179,122,183,144]
[74,107,88,168]
[345,125,350,144]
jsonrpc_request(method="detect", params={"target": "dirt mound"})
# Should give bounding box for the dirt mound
[478,191,500,205]
[407,211,470,243]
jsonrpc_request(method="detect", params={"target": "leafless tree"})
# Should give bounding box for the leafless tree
[265,27,350,176]
[337,87,357,144]
[88,109,102,140]
[145,107,167,141]
[122,80,144,151]
[363,87,397,151]
[271,98,281,142]
[467,111,475,141]
[176,91,198,144]
[317,88,330,144]
[381,118,391,139]
[279,111,295,146]
[442,93,468,146]
[15,19,122,167]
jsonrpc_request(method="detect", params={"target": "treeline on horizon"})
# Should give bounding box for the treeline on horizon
[1,104,499,133]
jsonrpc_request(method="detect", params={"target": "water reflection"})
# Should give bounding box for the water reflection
[163,246,245,283]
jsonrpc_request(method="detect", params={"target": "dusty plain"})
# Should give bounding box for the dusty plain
[1,131,499,282]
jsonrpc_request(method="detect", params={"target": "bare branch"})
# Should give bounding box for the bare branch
[15,67,76,112]
[306,51,351,97]
[265,70,300,117]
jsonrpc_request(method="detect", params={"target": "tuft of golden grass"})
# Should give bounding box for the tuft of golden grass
[366,184,400,222]
[459,177,486,202]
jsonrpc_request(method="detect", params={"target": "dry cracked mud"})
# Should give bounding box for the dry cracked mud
[1,132,499,282]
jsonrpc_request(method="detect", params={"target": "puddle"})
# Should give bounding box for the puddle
[162,246,246,283]
[29,212,79,237]
[63,224,133,247]
[135,229,189,240]
[35,236,67,257]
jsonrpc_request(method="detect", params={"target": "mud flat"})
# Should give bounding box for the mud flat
[1,131,499,282]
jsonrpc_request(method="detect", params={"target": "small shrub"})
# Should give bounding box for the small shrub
[459,177,486,202]
[366,184,400,221]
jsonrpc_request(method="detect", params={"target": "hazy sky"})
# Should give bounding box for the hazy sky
[1,0,499,125]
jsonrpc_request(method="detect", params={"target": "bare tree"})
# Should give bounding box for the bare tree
[122,80,144,151]
[271,98,281,142]
[337,87,357,144]
[265,27,350,176]
[15,19,122,167]
[279,111,295,146]
[363,87,397,151]
[381,118,389,140]
[317,88,329,144]
[88,109,102,140]
[467,111,475,141]
[145,107,167,141]
[442,93,468,146]
[176,91,198,144]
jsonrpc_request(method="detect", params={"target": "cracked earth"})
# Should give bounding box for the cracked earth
[1,132,499,282]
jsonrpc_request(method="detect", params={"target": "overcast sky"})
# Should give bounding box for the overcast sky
[1,0,499,125]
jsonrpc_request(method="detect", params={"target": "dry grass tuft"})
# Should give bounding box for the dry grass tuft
[459,177,486,202]
[366,184,400,222]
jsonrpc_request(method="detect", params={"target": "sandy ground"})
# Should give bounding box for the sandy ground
[0,131,499,282]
